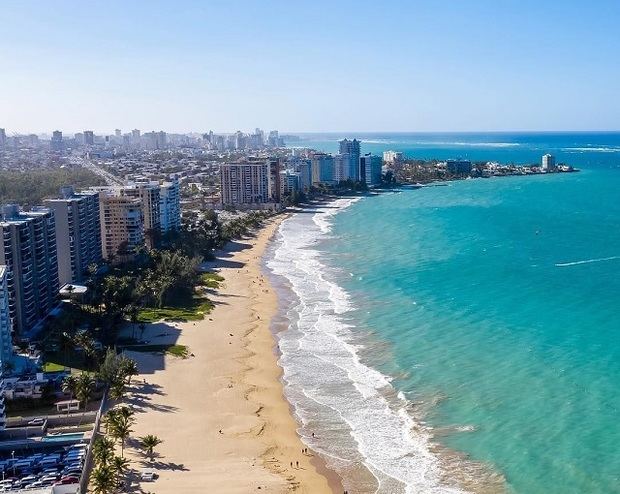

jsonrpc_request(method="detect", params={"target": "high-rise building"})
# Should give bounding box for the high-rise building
[293,159,312,191]
[115,129,121,138]
[334,154,350,182]
[0,129,7,149]
[383,150,403,164]
[359,154,383,186]
[83,131,95,146]
[0,266,14,373]
[74,133,84,146]
[311,153,336,184]
[122,184,160,248]
[159,179,181,234]
[542,154,556,171]
[0,206,59,337]
[51,130,63,152]
[44,186,102,286]
[220,161,273,206]
[98,194,144,263]
[339,139,361,180]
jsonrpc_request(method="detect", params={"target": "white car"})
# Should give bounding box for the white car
[140,468,157,481]
[27,417,45,426]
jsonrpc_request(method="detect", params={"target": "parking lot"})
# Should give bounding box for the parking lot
[0,443,86,491]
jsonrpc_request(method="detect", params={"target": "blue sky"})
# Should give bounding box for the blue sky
[1,0,619,134]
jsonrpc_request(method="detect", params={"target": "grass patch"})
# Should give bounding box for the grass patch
[41,351,90,373]
[137,297,214,323]
[124,344,190,359]
[200,272,224,289]
[41,362,67,373]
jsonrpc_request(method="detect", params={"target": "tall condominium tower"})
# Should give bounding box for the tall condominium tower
[159,179,181,233]
[0,205,59,337]
[339,139,361,181]
[220,161,272,206]
[359,154,383,186]
[0,266,14,371]
[44,186,102,286]
[310,153,336,185]
[51,130,63,152]
[0,129,6,149]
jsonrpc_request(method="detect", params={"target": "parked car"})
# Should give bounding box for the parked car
[55,476,79,485]
[141,468,157,481]
[27,417,45,426]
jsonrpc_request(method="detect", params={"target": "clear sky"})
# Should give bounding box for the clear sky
[1,0,619,134]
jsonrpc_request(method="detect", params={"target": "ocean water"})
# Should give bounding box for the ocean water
[267,133,620,493]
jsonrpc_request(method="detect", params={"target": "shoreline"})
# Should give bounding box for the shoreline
[122,214,340,493]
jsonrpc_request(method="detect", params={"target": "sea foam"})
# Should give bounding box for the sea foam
[266,199,467,494]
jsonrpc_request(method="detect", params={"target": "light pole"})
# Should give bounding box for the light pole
[11,450,15,477]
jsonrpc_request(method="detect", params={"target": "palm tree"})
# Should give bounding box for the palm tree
[119,357,139,385]
[110,455,130,488]
[139,434,163,461]
[92,436,115,467]
[61,374,78,416]
[90,464,114,494]
[75,372,95,412]
[105,407,134,457]
[109,378,126,401]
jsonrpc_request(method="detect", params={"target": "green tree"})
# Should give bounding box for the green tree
[61,374,78,416]
[105,406,135,457]
[90,464,115,494]
[139,434,163,461]
[75,371,95,411]
[92,436,115,467]
[110,455,130,488]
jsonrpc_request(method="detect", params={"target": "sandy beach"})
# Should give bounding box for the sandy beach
[121,216,339,493]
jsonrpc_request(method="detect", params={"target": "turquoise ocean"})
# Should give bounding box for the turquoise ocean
[266,133,620,493]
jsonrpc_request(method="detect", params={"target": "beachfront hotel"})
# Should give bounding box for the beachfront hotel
[0,205,59,336]
[44,186,102,286]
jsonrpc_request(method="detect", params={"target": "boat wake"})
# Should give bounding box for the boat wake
[555,256,620,267]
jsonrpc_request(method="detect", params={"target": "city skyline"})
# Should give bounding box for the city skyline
[1,0,620,133]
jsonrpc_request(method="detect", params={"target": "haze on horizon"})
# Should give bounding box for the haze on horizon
[1,0,619,135]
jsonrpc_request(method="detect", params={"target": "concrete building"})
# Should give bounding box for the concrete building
[0,206,59,337]
[542,154,556,171]
[44,186,102,286]
[334,154,350,182]
[51,131,63,152]
[123,184,160,248]
[383,150,403,164]
[0,266,14,373]
[0,129,6,149]
[311,153,336,184]
[359,154,383,186]
[159,179,181,233]
[339,139,361,181]
[220,161,274,206]
[98,194,144,263]
[280,170,300,196]
[83,131,95,146]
